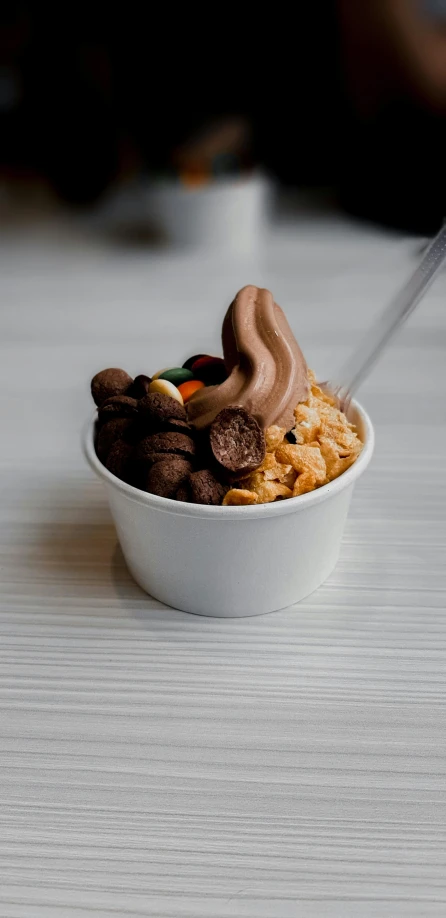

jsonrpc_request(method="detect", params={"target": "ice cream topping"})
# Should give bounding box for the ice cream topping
[187,285,310,431]
[89,285,362,505]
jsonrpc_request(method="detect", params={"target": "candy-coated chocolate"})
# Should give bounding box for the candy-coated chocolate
[191,355,227,385]
[152,367,170,380]
[182,354,206,371]
[191,355,223,371]
[158,367,194,386]
[148,378,184,405]
[178,379,205,403]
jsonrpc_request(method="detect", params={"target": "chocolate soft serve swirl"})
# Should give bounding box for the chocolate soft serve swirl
[187,285,310,431]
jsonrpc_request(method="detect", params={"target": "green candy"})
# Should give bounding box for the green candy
[158,367,194,386]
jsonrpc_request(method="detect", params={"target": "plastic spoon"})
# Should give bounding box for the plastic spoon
[326,222,446,412]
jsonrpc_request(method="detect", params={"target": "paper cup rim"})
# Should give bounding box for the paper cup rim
[82,400,374,520]
[148,172,267,196]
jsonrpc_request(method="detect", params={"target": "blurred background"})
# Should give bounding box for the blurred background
[1,0,445,239]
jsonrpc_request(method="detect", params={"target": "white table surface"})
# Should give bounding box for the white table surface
[0,215,445,917]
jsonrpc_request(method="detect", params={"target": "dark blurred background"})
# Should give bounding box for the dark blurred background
[1,0,445,233]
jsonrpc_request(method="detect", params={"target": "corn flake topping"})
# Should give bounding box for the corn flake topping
[231,371,363,504]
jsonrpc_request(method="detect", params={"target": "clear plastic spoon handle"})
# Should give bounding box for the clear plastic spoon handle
[335,222,446,407]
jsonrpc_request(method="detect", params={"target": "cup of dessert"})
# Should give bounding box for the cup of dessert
[82,286,374,617]
[83,402,373,617]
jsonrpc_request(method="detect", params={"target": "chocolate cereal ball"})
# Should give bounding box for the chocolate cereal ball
[91,368,133,407]
[139,392,187,425]
[145,458,193,498]
[105,440,135,484]
[210,407,265,476]
[189,469,226,505]
[126,374,152,400]
[98,396,139,425]
[96,418,135,463]
[137,432,196,462]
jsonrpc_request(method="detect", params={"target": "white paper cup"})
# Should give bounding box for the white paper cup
[83,402,374,617]
[146,174,269,252]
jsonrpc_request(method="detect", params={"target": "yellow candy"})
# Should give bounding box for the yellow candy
[148,378,184,405]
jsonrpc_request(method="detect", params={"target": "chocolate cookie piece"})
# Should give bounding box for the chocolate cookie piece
[96,418,134,463]
[98,395,139,425]
[126,374,152,400]
[210,407,266,476]
[138,431,196,461]
[105,439,135,484]
[91,368,133,407]
[145,458,192,498]
[189,469,226,505]
[139,392,187,426]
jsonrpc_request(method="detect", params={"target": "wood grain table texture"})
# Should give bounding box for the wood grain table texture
[0,218,445,917]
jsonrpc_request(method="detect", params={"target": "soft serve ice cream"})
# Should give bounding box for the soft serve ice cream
[90,286,363,505]
[188,286,310,431]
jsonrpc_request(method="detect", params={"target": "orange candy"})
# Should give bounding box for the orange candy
[178,379,205,403]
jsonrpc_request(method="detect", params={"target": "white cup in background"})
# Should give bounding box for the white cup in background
[146,173,270,252]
